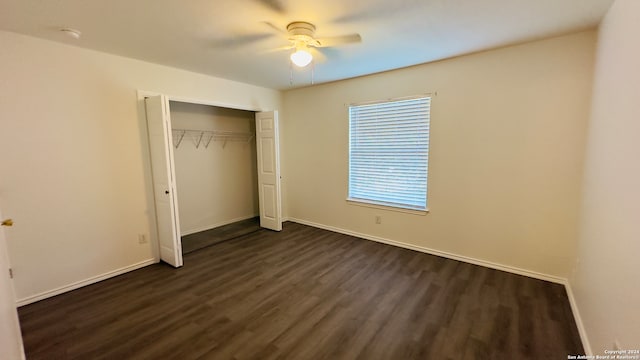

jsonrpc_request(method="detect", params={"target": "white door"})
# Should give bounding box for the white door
[145,96,183,267]
[255,111,282,231]
[0,211,25,360]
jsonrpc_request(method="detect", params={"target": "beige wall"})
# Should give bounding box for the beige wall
[282,31,596,279]
[170,102,258,235]
[0,31,280,302]
[1,16,632,352]
[572,0,640,353]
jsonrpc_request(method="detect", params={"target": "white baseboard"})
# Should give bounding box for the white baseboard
[563,280,592,355]
[16,215,260,306]
[181,214,259,236]
[16,259,157,307]
[287,217,565,284]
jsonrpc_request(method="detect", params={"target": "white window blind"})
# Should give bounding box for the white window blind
[348,96,431,211]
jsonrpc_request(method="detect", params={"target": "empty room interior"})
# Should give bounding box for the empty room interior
[0,0,638,359]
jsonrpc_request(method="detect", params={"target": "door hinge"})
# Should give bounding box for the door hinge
[9,268,13,279]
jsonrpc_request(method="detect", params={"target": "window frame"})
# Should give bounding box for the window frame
[347,95,432,214]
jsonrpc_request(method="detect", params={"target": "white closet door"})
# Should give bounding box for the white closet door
[0,208,25,360]
[255,111,282,231]
[145,96,183,267]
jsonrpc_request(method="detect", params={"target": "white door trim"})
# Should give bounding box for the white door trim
[255,111,283,231]
[144,95,183,267]
[0,207,26,359]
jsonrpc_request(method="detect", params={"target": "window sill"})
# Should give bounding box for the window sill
[346,199,429,216]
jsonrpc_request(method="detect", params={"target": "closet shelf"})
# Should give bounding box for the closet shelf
[172,129,254,149]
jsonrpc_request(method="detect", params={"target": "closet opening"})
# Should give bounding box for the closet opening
[169,101,260,255]
[143,93,282,268]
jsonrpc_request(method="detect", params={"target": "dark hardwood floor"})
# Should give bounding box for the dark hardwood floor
[18,222,583,359]
[182,217,261,254]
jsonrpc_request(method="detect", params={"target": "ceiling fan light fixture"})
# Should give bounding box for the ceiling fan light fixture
[290,49,312,67]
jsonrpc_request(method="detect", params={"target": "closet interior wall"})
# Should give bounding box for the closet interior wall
[169,101,258,236]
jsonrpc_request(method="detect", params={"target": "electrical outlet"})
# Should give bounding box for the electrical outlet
[375,215,382,224]
[138,234,148,244]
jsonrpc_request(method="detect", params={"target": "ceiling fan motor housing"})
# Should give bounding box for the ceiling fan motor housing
[287,21,317,44]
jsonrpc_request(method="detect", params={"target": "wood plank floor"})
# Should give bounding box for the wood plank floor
[18,222,584,360]
[182,217,261,255]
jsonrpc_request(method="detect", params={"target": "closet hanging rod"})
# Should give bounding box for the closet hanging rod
[172,129,253,137]
[171,129,255,149]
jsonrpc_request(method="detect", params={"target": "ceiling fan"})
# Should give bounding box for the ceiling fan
[212,20,361,68]
[274,21,362,67]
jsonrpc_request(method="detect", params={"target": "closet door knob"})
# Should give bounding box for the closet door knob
[165,190,170,194]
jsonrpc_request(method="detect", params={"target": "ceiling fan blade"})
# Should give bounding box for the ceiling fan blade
[254,0,287,14]
[261,21,286,34]
[309,47,328,63]
[212,33,274,49]
[332,4,404,24]
[314,34,362,48]
[261,44,295,53]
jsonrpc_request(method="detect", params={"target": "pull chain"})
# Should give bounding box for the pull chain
[311,61,315,85]
[289,61,293,86]
[288,58,318,86]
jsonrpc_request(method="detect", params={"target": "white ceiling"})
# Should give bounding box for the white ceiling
[1,0,613,90]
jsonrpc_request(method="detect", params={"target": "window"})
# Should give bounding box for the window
[348,96,431,211]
